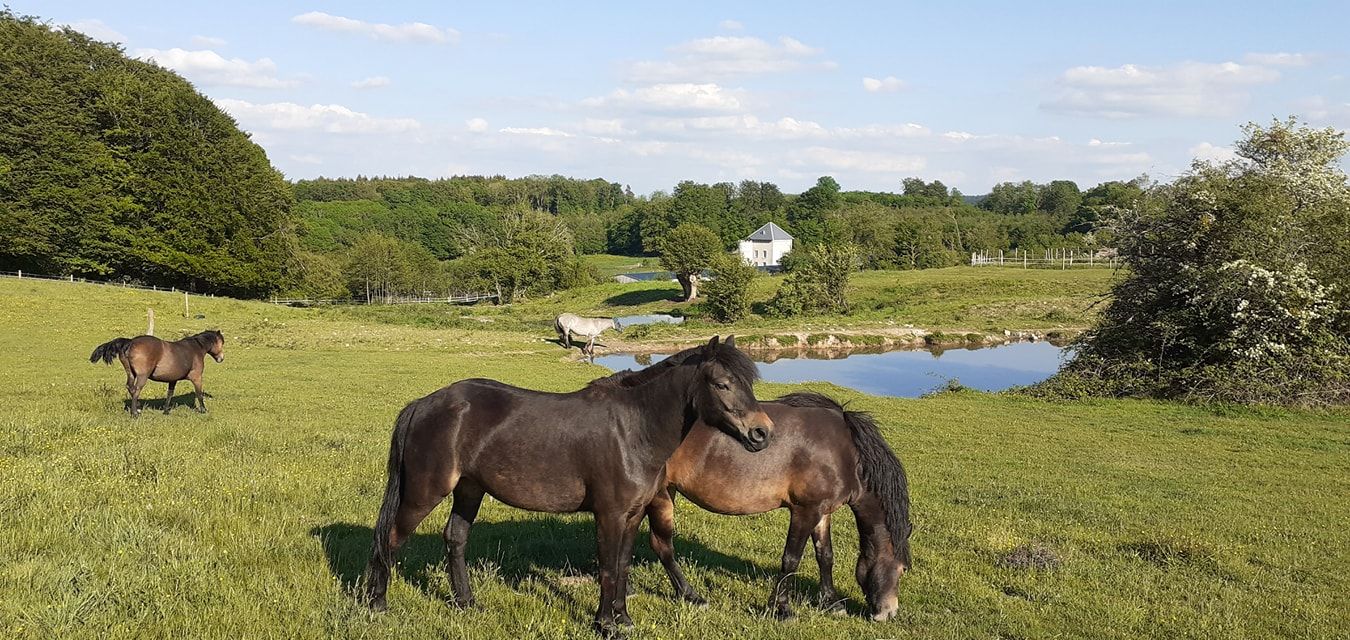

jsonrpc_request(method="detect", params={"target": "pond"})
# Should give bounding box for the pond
[593,341,1066,398]
[615,313,684,327]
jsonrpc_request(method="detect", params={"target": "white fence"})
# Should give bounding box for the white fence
[0,269,214,295]
[0,270,496,305]
[268,293,498,306]
[971,249,1118,269]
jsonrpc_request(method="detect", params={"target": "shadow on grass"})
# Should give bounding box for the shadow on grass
[603,287,682,306]
[312,517,852,612]
[122,391,213,412]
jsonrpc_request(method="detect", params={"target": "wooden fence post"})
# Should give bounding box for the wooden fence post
[147,308,155,336]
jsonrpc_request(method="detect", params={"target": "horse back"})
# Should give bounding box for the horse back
[416,378,639,513]
[666,403,860,514]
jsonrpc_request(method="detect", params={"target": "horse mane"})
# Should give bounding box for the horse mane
[775,391,912,568]
[588,339,759,389]
[185,329,223,347]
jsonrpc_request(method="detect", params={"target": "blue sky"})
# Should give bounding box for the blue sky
[32,1,1350,194]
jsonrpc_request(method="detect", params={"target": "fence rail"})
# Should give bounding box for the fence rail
[971,249,1118,269]
[0,270,496,305]
[0,269,214,294]
[268,293,498,306]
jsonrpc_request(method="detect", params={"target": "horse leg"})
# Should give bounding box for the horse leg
[163,381,177,415]
[769,506,821,620]
[189,372,206,413]
[365,482,450,611]
[613,510,644,628]
[129,372,149,418]
[811,512,844,613]
[647,488,705,605]
[593,509,641,636]
[443,483,484,608]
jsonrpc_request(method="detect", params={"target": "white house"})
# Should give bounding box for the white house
[738,222,794,267]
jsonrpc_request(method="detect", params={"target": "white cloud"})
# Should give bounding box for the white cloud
[68,19,126,43]
[291,12,459,44]
[791,147,926,173]
[578,118,632,136]
[136,48,296,88]
[862,76,904,93]
[191,35,227,47]
[1189,142,1238,163]
[625,35,831,82]
[1043,60,1282,118]
[719,19,744,31]
[215,99,420,133]
[1088,138,1131,146]
[289,153,323,165]
[351,76,392,89]
[1243,52,1314,67]
[582,83,744,113]
[499,127,575,137]
[465,118,489,133]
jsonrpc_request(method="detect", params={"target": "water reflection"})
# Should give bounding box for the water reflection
[615,314,684,328]
[593,341,1066,398]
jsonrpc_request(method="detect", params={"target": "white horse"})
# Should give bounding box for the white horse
[555,313,621,355]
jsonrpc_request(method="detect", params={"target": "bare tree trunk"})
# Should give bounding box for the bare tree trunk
[677,273,698,300]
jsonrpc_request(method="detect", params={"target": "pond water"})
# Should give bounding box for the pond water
[615,313,684,327]
[593,341,1066,398]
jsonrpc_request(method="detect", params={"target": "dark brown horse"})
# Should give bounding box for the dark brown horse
[596,360,911,620]
[90,330,224,416]
[363,336,774,635]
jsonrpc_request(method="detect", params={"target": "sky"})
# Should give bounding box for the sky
[30,1,1350,195]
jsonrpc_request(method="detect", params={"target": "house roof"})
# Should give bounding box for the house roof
[745,222,793,242]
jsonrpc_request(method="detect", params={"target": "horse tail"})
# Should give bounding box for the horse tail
[90,337,132,364]
[776,392,912,568]
[372,399,420,569]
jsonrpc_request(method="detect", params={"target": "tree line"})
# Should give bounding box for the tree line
[0,9,1139,303]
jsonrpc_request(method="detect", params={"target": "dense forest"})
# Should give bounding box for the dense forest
[287,173,1144,299]
[0,11,293,297]
[0,10,1144,301]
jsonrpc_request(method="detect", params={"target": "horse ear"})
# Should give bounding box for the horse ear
[725,335,736,348]
[706,335,720,349]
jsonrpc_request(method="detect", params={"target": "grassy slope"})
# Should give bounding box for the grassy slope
[1,277,1347,639]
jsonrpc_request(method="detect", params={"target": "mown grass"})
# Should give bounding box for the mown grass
[579,254,663,279]
[1,277,1347,639]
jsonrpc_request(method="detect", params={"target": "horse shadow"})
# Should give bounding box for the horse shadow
[122,391,213,412]
[603,288,682,306]
[311,518,849,613]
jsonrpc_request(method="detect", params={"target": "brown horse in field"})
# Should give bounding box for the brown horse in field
[90,330,224,416]
[363,336,774,636]
[597,361,912,621]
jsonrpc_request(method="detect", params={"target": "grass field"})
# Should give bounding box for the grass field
[328,266,1119,346]
[1,276,1347,639]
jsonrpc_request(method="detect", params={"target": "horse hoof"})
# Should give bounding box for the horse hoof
[593,621,629,639]
[818,596,847,615]
[773,608,797,621]
[680,592,708,607]
[451,597,476,610]
[366,597,388,613]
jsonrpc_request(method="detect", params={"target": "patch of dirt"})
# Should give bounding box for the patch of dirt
[1002,543,1062,570]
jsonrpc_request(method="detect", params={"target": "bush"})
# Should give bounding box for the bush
[701,253,758,323]
[766,243,859,317]
[1042,117,1350,406]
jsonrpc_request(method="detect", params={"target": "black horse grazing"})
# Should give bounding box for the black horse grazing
[90,330,225,416]
[363,336,773,635]
[648,391,912,620]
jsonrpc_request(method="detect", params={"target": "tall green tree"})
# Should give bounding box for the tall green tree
[658,223,721,300]
[0,11,294,296]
